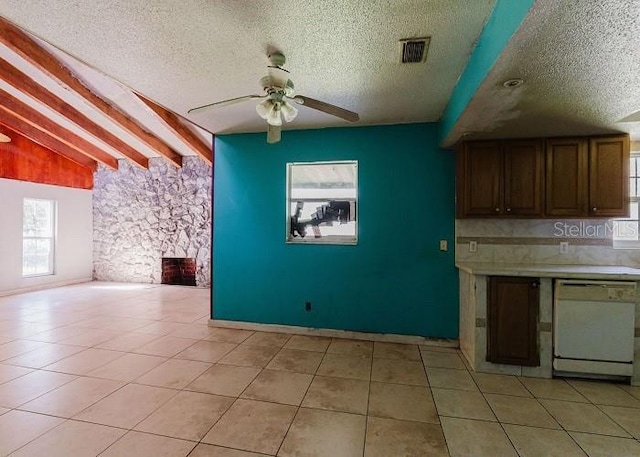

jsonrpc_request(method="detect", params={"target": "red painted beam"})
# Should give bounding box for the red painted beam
[0,125,94,189]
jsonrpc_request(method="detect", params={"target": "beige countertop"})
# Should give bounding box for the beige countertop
[456,262,640,281]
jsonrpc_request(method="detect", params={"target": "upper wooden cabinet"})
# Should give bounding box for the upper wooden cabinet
[504,140,545,216]
[458,141,502,217]
[545,138,588,217]
[589,135,630,217]
[457,139,544,218]
[546,135,630,218]
[457,134,630,218]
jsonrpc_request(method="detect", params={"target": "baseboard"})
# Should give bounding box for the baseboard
[209,319,458,348]
[0,277,93,297]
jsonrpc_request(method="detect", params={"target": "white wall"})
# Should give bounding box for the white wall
[0,178,93,295]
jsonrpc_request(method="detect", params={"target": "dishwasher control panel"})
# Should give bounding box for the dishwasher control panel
[608,287,637,302]
[555,280,637,303]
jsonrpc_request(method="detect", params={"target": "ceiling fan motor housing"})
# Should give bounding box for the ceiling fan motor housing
[188,52,359,144]
[268,52,286,67]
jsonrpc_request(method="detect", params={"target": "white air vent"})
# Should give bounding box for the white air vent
[399,37,430,63]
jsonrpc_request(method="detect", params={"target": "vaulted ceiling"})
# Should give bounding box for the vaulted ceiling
[0,0,639,168]
[0,17,212,172]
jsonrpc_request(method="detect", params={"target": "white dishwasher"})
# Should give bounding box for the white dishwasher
[554,280,637,377]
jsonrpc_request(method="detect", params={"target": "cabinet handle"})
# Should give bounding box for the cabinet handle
[531,281,539,288]
[495,207,500,212]
[592,207,597,212]
[506,208,511,212]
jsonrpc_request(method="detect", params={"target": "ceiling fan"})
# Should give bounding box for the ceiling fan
[188,53,359,143]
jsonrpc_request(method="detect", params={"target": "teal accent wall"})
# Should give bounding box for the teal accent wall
[213,123,458,338]
[439,0,535,143]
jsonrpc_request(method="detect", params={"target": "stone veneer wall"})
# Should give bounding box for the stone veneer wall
[93,157,212,287]
[456,219,640,267]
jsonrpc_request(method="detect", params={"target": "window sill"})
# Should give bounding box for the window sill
[22,272,55,278]
[286,236,357,246]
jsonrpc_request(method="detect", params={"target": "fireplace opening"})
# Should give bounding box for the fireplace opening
[161,258,197,286]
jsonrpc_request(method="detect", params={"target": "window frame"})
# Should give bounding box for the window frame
[613,152,640,249]
[285,160,358,245]
[22,198,57,277]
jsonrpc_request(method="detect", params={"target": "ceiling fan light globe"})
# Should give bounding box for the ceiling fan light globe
[266,109,283,126]
[281,101,298,123]
[256,99,273,119]
[257,99,282,126]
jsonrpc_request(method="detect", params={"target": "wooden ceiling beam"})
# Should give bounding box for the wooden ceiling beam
[0,17,183,167]
[0,87,117,169]
[0,112,97,171]
[0,57,149,169]
[135,93,213,163]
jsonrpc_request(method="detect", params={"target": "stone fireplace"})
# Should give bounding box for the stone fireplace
[93,157,211,287]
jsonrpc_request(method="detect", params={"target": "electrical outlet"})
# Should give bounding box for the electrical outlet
[469,241,478,253]
[305,302,312,312]
[439,240,448,251]
[560,241,569,254]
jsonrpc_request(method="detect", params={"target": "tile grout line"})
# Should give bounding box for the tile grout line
[468,371,523,455]
[419,345,453,457]
[185,342,276,451]
[7,417,128,457]
[527,379,632,452]
[591,400,638,440]
[272,334,320,456]
[361,343,376,457]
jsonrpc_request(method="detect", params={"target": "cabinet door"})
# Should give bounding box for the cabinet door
[545,138,588,217]
[487,276,539,366]
[589,135,630,217]
[504,140,544,216]
[458,141,503,217]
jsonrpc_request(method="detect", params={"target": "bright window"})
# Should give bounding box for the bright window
[286,161,357,244]
[22,198,56,276]
[613,153,640,248]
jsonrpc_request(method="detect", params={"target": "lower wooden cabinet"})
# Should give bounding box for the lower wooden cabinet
[487,276,540,366]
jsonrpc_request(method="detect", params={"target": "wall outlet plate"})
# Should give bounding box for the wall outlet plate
[560,241,569,254]
[469,241,478,253]
[440,240,448,251]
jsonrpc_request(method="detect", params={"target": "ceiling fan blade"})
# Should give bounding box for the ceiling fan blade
[291,95,359,122]
[267,124,281,144]
[188,95,266,114]
[619,110,640,123]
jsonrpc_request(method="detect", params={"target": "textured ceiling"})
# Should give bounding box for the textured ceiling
[445,0,640,146]
[0,0,496,135]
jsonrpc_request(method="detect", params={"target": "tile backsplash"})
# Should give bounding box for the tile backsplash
[456,219,639,267]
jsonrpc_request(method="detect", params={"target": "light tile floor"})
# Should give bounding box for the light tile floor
[0,283,640,456]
